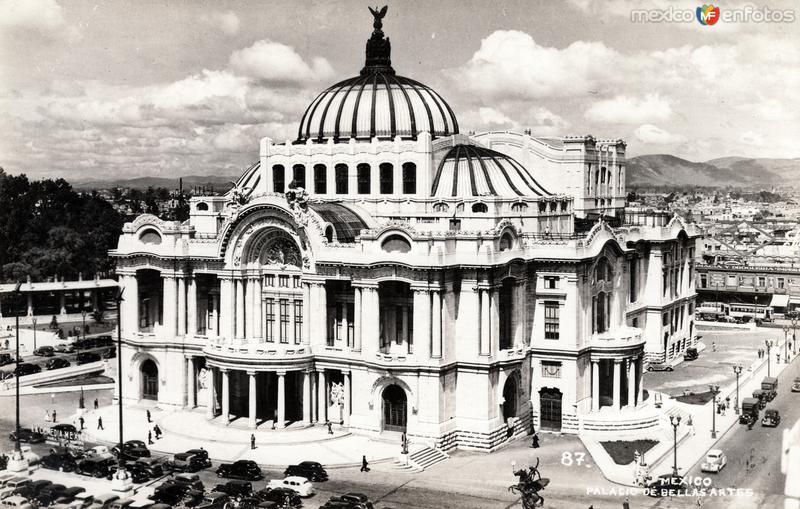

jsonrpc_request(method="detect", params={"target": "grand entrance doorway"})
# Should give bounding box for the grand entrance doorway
[141,359,159,400]
[502,375,518,422]
[382,385,407,432]
[539,388,562,431]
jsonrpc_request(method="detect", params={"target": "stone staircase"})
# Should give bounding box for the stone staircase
[391,446,449,472]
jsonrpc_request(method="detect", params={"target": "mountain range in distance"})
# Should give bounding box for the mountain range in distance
[65,155,800,190]
[626,154,800,188]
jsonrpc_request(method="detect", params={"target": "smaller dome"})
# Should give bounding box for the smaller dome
[431,144,551,198]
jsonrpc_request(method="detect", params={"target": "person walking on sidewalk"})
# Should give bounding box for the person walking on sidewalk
[360,455,370,472]
[97,417,104,430]
[153,424,162,439]
[687,416,695,436]
[78,416,84,431]
[148,431,153,445]
[146,410,151,423]
[250,434,256,450]
[326,421,333,435]
[94,398,99,410]
[530,432,540,448]
[52,409,57,422]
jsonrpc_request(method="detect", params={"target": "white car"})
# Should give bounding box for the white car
[701,449,727,473]
[266,476,315,497]
[84,445,113,461]
[0,479,30,501]
[0,495,33,509]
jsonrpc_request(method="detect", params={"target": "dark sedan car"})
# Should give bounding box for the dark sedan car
[149,484,192,506]
[33,483,67,506]
[216,460,263,481]
[41,453,78,472]
[0,353,14,366]
[77,457,116,478]
[284,460,328,481]
[212,480,253,499]
[45,357,71,370]
[112,440,151,460]
[101,348,116,359]
[9,427,45,443]
[14,363,41,376]
[54,486,86,504]
[255,488,301,509]
[33,346,55,357]
[76,352,102,365]
[13,479,53,500]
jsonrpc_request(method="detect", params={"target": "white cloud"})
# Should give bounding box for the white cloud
[0,0,79,40]
[201,10,240,36]
[739,130,764,147]
[634,124,686,144]
[585,94,672,124]
[230,40,335,84]
[150,70,248,110]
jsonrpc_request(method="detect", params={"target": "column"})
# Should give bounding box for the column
[213,290,221,337]
[177,276,186,336]
[302,370,311,424]
[162,275,177,337]
[59,292,67,316]
[353,287,362,351]
[235,279,245,340]
[490,288,500,354]
[206,368,216,419]
[479,289,490,356]
[246,278,255,339]
[591,360,600,412]
[401,306,409,349]
[221,369,230,424]
[187,276,197,336]
[302,283,311,344]
[361,286,380,355]
[220,278,233,340]
[317,369,327,423]
[277,372,286,428]
[26,294,33,317]
[92,290,99,312]
[627,358,636,408]
[637,357,644,404]
[343,370,351,427]
[431,290,442,358]
[252,277,262,341]
[412,289,430,358]
[612,360,621,411]
[514,282,526,347]
[248,371,257,429]
[311,372,318,423]
[186,356,196,408]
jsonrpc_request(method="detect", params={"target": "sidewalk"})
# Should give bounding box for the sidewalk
[75,404,415,469]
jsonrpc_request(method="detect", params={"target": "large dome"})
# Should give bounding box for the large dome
[296,7,458,143]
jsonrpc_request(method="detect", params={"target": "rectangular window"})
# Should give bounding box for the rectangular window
[395,306,404,344]
[402,163,416,194]
[632,317,639,328]
[700,274,707,289]
[265,298,275,342]
[544,276,559,289]
[357,164,371,194]
[266,274,275,287]
[272,165,285,193]
[758,276,766,287]
[335,164,348,194]
[347,302,355,348]
[629,259,637,302]
[544,301,560,339]
[293,275,301,288]
[293,300,302,344]
[662,312,669,326]
[380,163,393,194]
[279,275,289,288]
[541,361,561,379]
[279,299,289,343]
[778,277,785,289]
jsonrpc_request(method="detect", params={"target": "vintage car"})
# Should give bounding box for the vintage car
[284,461,328,482]
[168,449,212,472]
[683,347,699,361]
[646,363,674,372]
[752,390,768,409]
[762,408,781,427]
[266,477,314,497]
[216,460,263,481]
[762,377,779,401]
[793,377,800,392]
[700,449,727,473]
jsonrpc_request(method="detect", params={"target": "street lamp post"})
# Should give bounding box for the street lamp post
[111,288,132,493]
[784,325,791,363]
[31,318,37,352]
[765,339,774,377]
[669,415,681,477]
[733,365,742,414]
[792,317,798,357]
[709,384,720,439]
[8,282,28,472]
[81,310,87,340]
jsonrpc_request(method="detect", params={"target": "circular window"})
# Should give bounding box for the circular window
[139,229,162,245]
[381,235,411,253]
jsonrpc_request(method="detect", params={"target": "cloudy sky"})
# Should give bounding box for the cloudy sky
[1,0,798,180]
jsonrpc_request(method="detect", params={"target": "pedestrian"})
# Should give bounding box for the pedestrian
[530,432,540,448]
[148,431,153,445]
[250,434,256,450]
[326,421,333,435]
[154,425,162,439]
[623,498,631,509]
[687,416,695,436]
[778,352,781,363]
[52,409,57,422]
[146,410,151,423]
[712,341,716,352]
[44,410,51,423]
[94,398,99,410]
[78,416,84,431]
[97,417,104,430]
[360,455,370,472]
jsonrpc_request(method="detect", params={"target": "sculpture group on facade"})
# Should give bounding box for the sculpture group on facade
[508,458,547,508]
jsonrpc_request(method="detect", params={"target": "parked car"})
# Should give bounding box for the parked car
[53,344,76,354]
[647,474,687,497]
[76,352,101,365]
[13,363,41,377]
[762,408,781,427]
[111,441,150,460]
[334,493,375,508]
[41,453,78,472]
[196,493,229,509]
[284,461,328,482]
[167,473,205,491]
[70,492,96,508]
[94,335,114,347]
[254,489,301,509]
[45,357,71,370]
[107,464,150,484]
[33,346,55,357]
[700,449,727,473]
[54,487,85,504]
[646,363,673,372]
[0,479,31,501]
[793,377,800,392]
[107,500,136,509]
[0,495,33,509]
[101,348,116,359]
[89,493,121,509]
[9,428,45,444]
[135,456,164,477]
[149,484,191,506]
[216,460,263,481]
[212,480,252,499]
[266,477,314,497]
[683,347,699,361]
[0,354,15,367]
[170,449,212,472]
[85,446,113,461]
[33,484,67,506]
[77,457,116,478]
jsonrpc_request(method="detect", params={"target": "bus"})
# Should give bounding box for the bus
[695,302,773,323]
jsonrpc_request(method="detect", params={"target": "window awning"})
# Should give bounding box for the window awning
[789,297,800,305]
[771,294,790,307]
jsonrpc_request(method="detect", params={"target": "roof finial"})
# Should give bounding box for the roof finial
[361,5,394,75]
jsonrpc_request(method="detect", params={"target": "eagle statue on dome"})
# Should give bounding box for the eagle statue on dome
[369,5,388,30]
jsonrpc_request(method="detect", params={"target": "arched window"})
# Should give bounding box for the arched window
[433,202,449,212]
[455,202,465,213]
[595,257,613,283]
[335,164,349,194]
[380,163,394,194]
[357,163,371,194]
[511,202,528,212]
[499,279,515,350]
[314,164,327,194]
[472,202,488,213]
[593,291,610,334]
[292,164,306,190]
[324,226,334,243]
[196,202,208,211]
[539,202,547,213]
[139,229,162,245]
[402,162,416,194]
[561,201,568,212]
[273,164,285,193]
[381,235,411,253]
[499,233,513,251]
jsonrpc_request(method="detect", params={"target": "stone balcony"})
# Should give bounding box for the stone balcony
[589,326,645,352]
[203,337,313,362]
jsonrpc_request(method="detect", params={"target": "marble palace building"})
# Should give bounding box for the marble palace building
[111,9,699,450]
